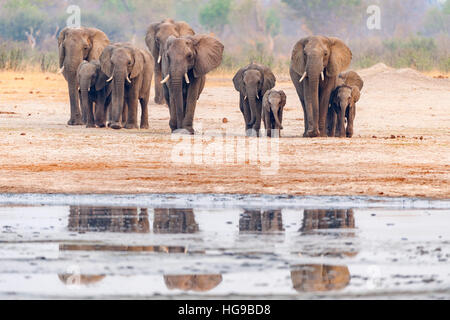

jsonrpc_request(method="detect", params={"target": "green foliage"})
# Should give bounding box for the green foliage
[423,4,450,35]
[199,0,232,33]
[265,8,280,37]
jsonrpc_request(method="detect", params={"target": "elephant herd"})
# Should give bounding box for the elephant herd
[57,19,363,138]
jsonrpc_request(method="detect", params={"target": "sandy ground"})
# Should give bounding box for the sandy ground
[0,64,449,198]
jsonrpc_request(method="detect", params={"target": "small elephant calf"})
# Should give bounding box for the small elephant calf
[327,71,364,138]
[77,60,111,128]
[262,90,286,138]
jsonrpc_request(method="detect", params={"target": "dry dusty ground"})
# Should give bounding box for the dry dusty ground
[0,64,449,198]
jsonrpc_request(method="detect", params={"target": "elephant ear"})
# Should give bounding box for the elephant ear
[175,21,195,36]
[92,60,108,91]
[99,45,115,78]
[86,28,110,62]
[279,91,287,108]
[57,27,69,68]
[262,91,271,112]
[130,49,145,79]
[327,37,352,77]
[351,86,361,103]
[261,66,276,95]
[290,37,308,76]
[145,22,160,59]
[191,35,224,78]
[232,66,246,94]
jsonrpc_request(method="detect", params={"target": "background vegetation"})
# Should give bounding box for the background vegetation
[0,0,449,73]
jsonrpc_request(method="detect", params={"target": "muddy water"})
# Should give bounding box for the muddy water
[0,195,449,299]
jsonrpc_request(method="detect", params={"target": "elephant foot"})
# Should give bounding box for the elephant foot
[96,122,106,128]
[67,117,84,126]
[124,123,139,130]
[305,129,320,138]
[86,123,96,128]
[246,129,259,137]
[172,128,192,135]
[140,123,149,130]
[110,122,122,130]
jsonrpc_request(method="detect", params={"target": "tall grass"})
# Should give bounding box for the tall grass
[0,41,58,72]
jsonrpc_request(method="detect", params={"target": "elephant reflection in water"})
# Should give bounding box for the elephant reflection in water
[153,209,221,292]
[68,206,149,233]
[239,209,284,233]
[164,274,223,292]
[290,264,350,292]
[153,208,199,234]
[300,209,355,234]
[58,274,106,286]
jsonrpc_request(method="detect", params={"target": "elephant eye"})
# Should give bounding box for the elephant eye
[187,52,193,59]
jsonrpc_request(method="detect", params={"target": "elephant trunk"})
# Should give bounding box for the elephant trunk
[273,109,283,130]
[110,69,126,129]
[305,59,323,137]
[171,76,184,129]
[247,89,258,127]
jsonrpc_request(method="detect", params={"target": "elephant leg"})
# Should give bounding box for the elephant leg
[326,108,336,137]
[290,69,308,136]
[181,78,202,134]
[86,98,95,128]
[264,112,271,138]
[319,78,336,137]
[67,78,84,125]
[95,91,108,128]
[125,92,139,129]
[140,97,149,129]
[154,63,165,105]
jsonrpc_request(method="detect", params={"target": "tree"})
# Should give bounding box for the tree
[199,0,232,34]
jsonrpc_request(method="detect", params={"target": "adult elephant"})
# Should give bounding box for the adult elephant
[145,19,195,105]
[58,27,110,125]
[233,63,276,136]
[290,36,352,137]
[161,35,224,134]
[99,43,153,130]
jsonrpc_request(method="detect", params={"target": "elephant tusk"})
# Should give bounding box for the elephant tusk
[88,87,90,92]
[321,71,325,81]
[58,66,64,74]
[184,73,190,84]
[106,76,114,83]
[160,74,170,84]
[157,55,161,64]
[257,94,260,100]
[299,72,307,83]
[244,96,247,100]
[126,75,132,84]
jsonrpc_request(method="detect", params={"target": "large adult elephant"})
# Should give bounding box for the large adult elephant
[161,34,224,134]
[233,63,276,137]
[58,27,110,125]
[99,43,153,130]
[145,19,195,105]
[290,36,352,137]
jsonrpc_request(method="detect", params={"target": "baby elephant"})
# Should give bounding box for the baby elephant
[262,90,286,138]
[77,60,111,128]
[327,71,364,138]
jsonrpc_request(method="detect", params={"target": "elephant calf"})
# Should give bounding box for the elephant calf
[99,43,154,130]
[233,63,276,137]
[77,60,111,128]
[262,90,287,138]
[327,71,364,138]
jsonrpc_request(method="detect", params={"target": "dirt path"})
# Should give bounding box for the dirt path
[0,64,449,198]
